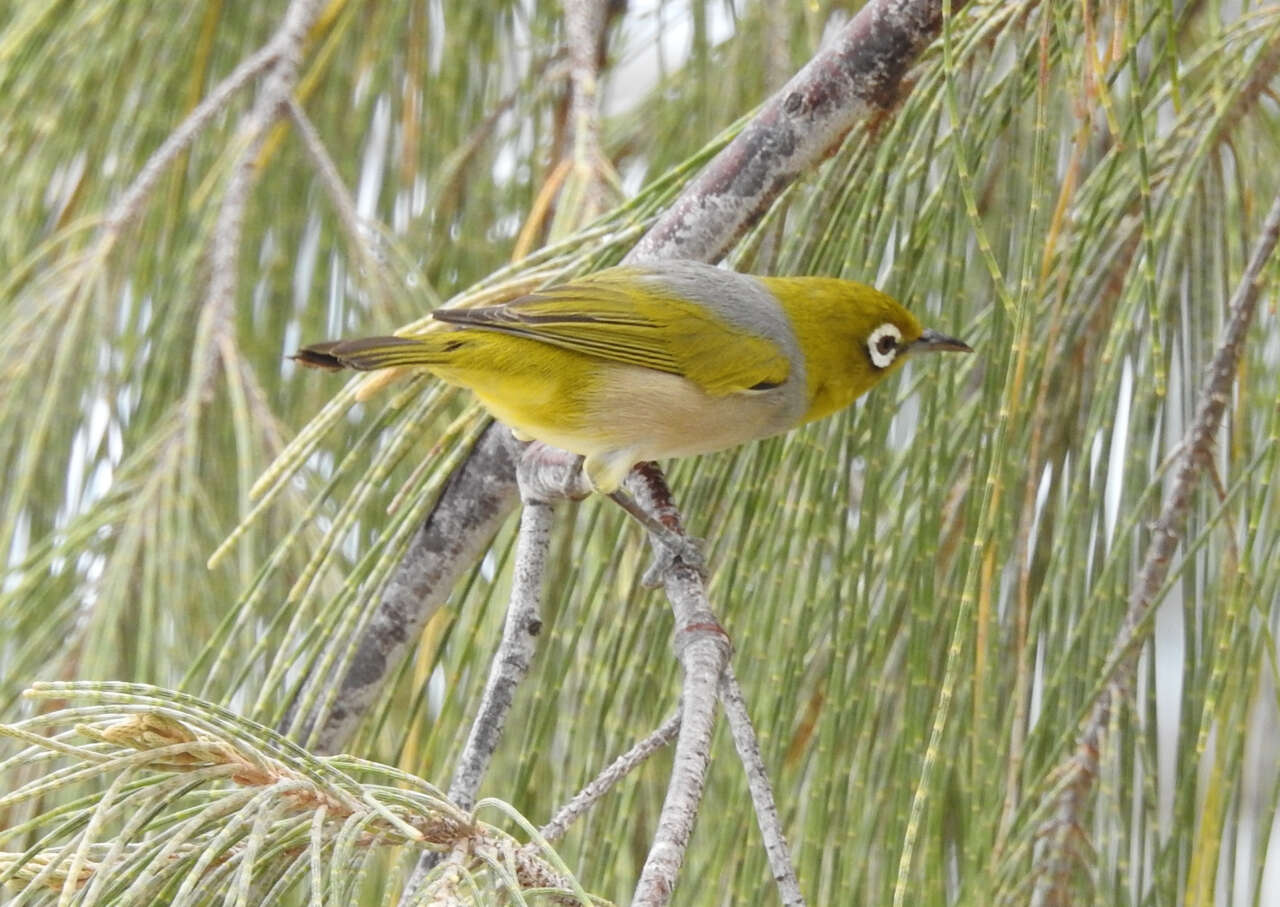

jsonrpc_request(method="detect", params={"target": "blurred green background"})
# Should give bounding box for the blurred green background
[2,0,1279,903]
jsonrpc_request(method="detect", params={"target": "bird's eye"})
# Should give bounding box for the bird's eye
[867,323,902,369]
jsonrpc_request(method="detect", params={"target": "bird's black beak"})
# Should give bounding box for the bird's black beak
[909,328,972,354]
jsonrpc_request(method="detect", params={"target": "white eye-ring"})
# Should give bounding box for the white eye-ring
[867,323,902,369]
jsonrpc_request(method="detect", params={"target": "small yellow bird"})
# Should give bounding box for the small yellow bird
[295,260,970,492]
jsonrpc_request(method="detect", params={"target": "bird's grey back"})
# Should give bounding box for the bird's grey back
[632,260,805,385]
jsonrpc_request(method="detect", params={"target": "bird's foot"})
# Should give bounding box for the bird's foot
[641,531,708,588]
[607,488,709,585]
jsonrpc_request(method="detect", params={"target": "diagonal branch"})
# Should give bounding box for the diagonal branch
[310,421,520,754]
[104,0,323,245]
[720,665,804,905]
[102,45,280,238]
[194,0,324,399]
[1032,191,1280,906]
[626,0,965,264]
[537,713,683,845]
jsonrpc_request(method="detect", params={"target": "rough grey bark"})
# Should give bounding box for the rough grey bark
[311,422,520,753]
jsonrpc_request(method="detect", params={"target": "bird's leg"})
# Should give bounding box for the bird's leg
[518,442,593,501]
[524,444,706,584]
[610,463,708,586]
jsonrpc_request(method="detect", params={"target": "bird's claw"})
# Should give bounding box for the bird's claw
[641,533,708,588]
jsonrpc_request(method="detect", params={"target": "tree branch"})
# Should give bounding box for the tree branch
[103,45,280,238]
[311,421,520,754]
[1032,190,1280,905]
[537,713,682,845]
[563,0,611,222]
[398,443,590,904]
[443,447,591,814]
[193,0,326,398]
[626,0,964,264]
[720,665,804,906]
[625,465,732,907]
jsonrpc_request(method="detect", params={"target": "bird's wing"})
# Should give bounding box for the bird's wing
[431,270,791,395]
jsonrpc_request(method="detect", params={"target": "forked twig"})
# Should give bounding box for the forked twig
[621,466,743,906]
[103,45,279,238]
[537,713,682,845]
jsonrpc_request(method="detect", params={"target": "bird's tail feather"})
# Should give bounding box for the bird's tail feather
[292,336,444,371]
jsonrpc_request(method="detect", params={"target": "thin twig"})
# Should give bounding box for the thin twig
[720,665,804,906]
[538,713,682,844]
[634,642,723,906]
[103,44,281,237]
[445,478,555,812]
[1032,191,1280,905]
[625,465,732,907]
[445,494,550,812]
[194,0,326,399]
[284,96,387,283]
[399,444,589,903]
[196,126,271,398]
